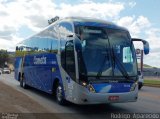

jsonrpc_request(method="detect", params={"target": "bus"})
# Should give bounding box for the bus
[15,17,149,105]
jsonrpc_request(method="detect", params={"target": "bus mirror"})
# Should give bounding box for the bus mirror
[143,40,149,55]
[132,38,150,55]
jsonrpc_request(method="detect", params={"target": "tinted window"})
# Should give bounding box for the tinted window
[17,25,59,54]
[65,40,76,80]
[59,22,73,68]
[59,22,73,48]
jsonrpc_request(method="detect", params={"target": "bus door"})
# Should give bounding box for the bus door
[58,22,76,96]
[64,40,78,99]
[65,40,76,80]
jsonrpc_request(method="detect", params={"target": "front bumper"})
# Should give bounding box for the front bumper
[69,84,138,105]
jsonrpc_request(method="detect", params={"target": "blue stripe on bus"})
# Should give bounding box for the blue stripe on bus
[92,83,133,93]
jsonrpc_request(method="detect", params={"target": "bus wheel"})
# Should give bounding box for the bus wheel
[20,75,28,89]
[138,85,142,90]
[56,84,66,105]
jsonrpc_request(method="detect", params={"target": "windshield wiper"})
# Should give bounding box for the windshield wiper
[111,46,131,81]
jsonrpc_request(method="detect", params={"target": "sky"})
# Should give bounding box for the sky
[0,0,160,67]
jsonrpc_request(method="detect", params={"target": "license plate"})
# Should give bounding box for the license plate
[108,96,119,101]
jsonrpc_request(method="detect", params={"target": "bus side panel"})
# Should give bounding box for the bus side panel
[23,53,62,94]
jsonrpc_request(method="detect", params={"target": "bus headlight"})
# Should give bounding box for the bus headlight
[82,81,87,87]
[130,81,138,91]
[80,81,96,93]
[80,81,87,87]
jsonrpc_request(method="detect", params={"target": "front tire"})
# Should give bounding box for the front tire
[138,85,142,90]
[56,84,66,105]
[20,74,28,89]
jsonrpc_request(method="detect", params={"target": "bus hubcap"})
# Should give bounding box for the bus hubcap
[23,80,25,87]
[57,86,63,102]
[22,77,25,87]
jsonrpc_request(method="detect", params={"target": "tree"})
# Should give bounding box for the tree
[0,49,9,67]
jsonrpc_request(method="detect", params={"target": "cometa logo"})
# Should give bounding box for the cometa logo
[34,56,47,65]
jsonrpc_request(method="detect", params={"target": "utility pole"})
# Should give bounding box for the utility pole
[136,49,143,72]
[140,50,144,72]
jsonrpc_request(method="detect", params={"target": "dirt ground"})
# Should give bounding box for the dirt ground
[0,81,59,119]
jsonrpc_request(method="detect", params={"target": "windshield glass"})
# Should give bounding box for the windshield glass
[75,26,137,77]
[107,29,137,76]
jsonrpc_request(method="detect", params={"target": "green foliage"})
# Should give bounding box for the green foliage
[0,49,9,67]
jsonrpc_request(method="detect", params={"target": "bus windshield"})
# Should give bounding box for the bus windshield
[75,26,137,78]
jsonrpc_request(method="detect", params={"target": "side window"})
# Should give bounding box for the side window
[16,25,59,55]
[59,22,73,33]
[59,22,76,80]
[29,26,59,53]
[48,25,59,53]
[59,22,73,48]
[59,22,73,69]
[65,40,76,80]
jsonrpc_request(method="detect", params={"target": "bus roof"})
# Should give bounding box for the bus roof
[61,17,128,31]
[18,17,129,45]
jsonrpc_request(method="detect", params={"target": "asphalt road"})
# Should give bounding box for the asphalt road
[0,73,160,119]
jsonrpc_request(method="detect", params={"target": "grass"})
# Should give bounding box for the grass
[144,80,160,84]
[144,79,160,87]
